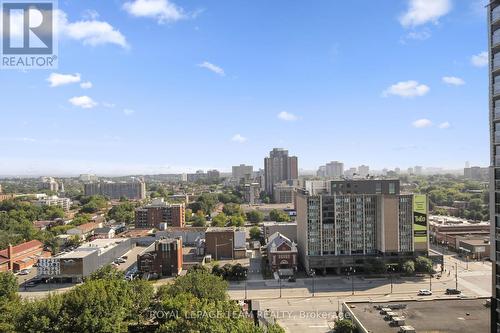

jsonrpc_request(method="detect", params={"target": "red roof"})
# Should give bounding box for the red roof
[0,240,44,259]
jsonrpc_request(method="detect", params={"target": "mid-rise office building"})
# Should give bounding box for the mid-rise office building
[207,169,220,180]
[273,181,296,204]
[358,165,370,177]
[489,2,500,330]
[79,174,98,182]
[243,183,260,204]
[84,180,146,200]
[135,198,185,229]
[330,179,400,195]
[35,195,72,211]
[325,161,344,178]
[39,177,59,192]
[264,148,298,195]
[232,164,253,181]
[296,179,428,274]
[464,166,489,181]
[187,170,206,182]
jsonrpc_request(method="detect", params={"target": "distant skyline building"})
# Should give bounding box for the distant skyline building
[232,164,253,181]
[264,148,298,195]
[358,165,370,177]
[84,179,146,200]
[79,174,98,182]
[326,161,344,178]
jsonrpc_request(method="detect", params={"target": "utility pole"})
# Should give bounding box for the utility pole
[279,277,282,298]
[429,274,432,291]
[455,262,458,290]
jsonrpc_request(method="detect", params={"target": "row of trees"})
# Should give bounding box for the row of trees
[414,176,488,221]
[0,266,284,333]
[363,256,433,275]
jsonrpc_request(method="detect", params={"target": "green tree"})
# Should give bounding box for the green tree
[0,271,19,302]
[415,256,433,273]
[250,226,261,240]
[334,319,356,333]
[192,213,207,227]
[269,209,290,222]
[229,214,245,227]
[107,202,135,224]
[165,269,228,301]
[402,260,415,275]
[246,210,264,223]
[88,265,125,281]
[211,212,228,227]
[223,203,243,216]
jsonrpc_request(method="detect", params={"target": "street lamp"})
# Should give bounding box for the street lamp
[348,267,355,295]
[387,265,395,294]
[279,275,282,298]
[310,269,316,297]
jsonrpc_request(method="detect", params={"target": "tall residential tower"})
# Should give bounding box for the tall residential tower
[489,2,500,331]
[264,148,298,195]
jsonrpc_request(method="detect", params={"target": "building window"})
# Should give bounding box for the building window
[389,182,395,195]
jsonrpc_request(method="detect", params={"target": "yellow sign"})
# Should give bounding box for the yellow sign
[413,194,427,244]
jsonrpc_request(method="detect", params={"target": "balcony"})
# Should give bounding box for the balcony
[495,84,500,96]
[495,107,500,120]
[494,34,500,48]
[495,57,500,71]
[493,9,500,24]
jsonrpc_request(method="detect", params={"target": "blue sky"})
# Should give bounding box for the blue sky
[0,0,491,176]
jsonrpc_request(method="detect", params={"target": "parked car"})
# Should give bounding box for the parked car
[288,276,296,282]
[417,289,432,296]
[26,278,44,287]
[445,288,461,295]
[18,269,30,275]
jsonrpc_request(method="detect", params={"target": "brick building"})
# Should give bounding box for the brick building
[0,240,51,272]
[135,198,185,229]
[205,227,235,260]
[265,232,298,272]
[137,238,183,277]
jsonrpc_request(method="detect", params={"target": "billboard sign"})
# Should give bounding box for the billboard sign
[413,194,428,245]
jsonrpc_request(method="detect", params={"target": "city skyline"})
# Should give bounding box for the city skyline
[0,0,489,175]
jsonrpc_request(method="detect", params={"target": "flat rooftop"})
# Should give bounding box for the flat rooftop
[346,298,490,333]
[58,238,129,259]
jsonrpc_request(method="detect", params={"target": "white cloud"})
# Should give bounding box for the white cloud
[123,109,135,115]
[69,96,98,109]
[55,10,128,48]
[439,121,451,129]
[198,61,225,76]
[277,111,298,122]
[405,29,431,41]
[80,81,93,89]
[442,76,465,86]
[383,80,430,98]
[412,118,433,128]
[399,0,452,27]
[231,134,247,143]
[123,0,186,23]
[102,102,116,108]
[471,51,488,67]
[47,73,81,87]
